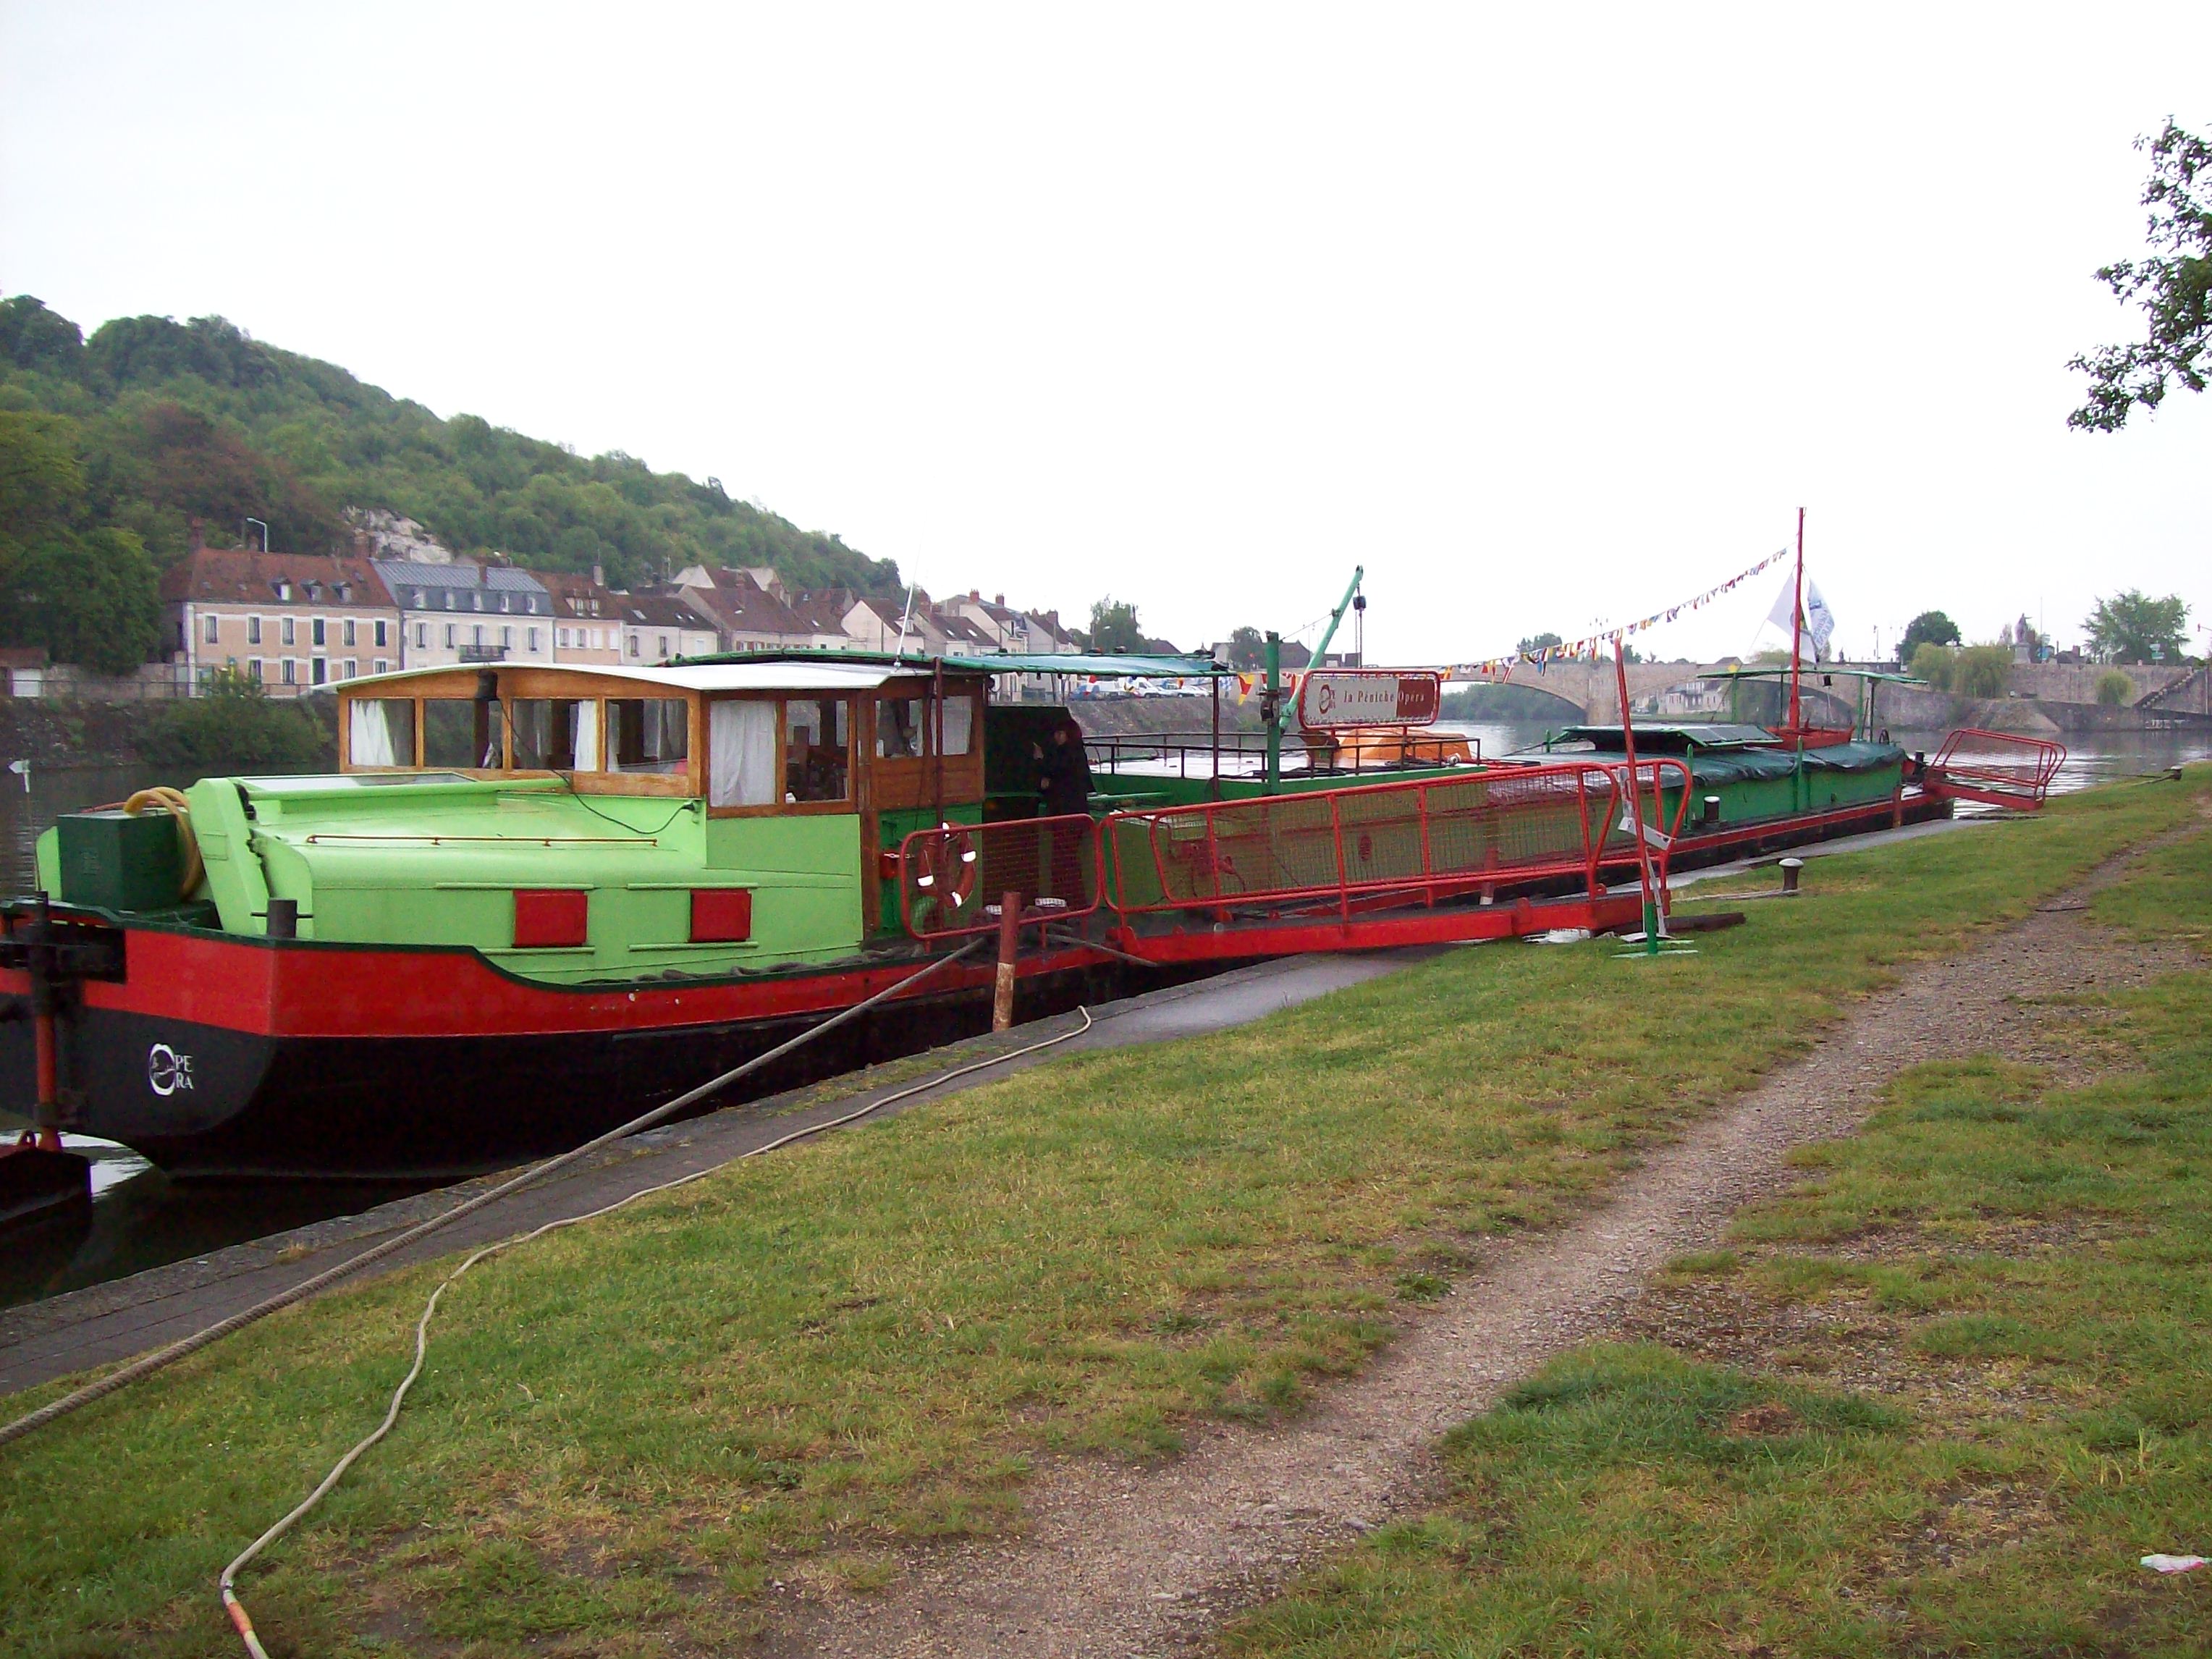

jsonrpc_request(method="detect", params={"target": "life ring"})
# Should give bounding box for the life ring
[908,822,979,931]
[122,787,204,900]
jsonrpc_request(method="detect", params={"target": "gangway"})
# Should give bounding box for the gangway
[1920,730,2067,811]
[898,759,1691,963]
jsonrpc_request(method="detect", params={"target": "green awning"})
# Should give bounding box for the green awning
[676,646,1231,678]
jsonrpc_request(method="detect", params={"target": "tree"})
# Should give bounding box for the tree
[2070,121,2212,431]
[1516,631,1563,654]
[0,525,161,675]
[0,295,85,377]
[0,410,162,675]
[1954,644,2014,699]
[2082,589,2189,664]
[1909,641,1956,691]
[139,668,332,772]
[1225,625,1266,669]
[1899,610,1960,657]
[1089,596,1144,654]
[2096,670,2135,706]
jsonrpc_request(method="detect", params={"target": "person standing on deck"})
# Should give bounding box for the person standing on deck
[1035,719,1094,902]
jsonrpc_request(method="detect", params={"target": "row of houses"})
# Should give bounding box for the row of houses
[159,549,1090,695]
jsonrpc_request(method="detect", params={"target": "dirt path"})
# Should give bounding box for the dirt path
[791,838,2200,1658]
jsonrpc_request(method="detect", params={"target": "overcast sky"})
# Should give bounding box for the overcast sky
[4,3,2208,667]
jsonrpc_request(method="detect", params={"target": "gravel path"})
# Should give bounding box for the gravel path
[792,834,2200,1658]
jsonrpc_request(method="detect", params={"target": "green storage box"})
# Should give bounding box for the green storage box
[57,809,184,912]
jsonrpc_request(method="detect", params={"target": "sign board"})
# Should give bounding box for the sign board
[1296,670,1443,731]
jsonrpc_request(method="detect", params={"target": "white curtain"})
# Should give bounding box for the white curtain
[569,701,601,770]
[350,698,399,766]
[711,699,777,806]
[940,694,975,756]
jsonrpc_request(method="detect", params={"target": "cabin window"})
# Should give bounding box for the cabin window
[709,700,777,806]
[785,697,850,802]
[424,698,505,769]
[878,696,924,759]
[608,698,689,773]
[510,698,601,769]
[940,694,977,756]
[348,698,416,767]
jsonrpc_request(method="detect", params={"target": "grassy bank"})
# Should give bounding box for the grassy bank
[1227,802,2212,1658]
[2,774,2206,1655]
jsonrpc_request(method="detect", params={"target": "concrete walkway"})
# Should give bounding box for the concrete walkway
[0,950,1429,1398]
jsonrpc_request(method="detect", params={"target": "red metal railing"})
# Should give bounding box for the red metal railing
[1098,759,1691,926]
[898,814,1104,939]
[1924,730,2067,810]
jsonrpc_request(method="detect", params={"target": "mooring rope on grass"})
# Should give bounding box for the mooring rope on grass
[219,1002,1094,1658]
[0,940,987,1456]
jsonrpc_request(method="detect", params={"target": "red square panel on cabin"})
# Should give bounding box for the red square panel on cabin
[513,889,588,948]
[691,888,753,943]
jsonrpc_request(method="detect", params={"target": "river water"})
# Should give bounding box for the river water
[4,726,2208,1310]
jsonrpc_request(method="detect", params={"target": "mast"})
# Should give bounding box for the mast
[1616,640,1660,955]
[1788,507,1805,736]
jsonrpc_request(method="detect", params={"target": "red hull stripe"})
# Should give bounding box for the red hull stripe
[0,932,1079,1041]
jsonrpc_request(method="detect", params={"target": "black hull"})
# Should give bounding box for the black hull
[0,967,1123,1180]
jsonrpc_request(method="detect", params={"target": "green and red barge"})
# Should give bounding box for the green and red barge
[0,652,2060,1185]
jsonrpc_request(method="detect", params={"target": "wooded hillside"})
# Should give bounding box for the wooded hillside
[0,294,902,671]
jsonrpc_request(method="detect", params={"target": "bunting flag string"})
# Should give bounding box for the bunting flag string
[1435,547,1791,680]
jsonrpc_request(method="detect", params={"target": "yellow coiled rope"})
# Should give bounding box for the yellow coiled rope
[122,786,204,900]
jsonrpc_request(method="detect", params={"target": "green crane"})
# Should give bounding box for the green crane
[1264,566,1364,795]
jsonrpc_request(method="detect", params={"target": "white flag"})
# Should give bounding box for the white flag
[1765,575,1837,663]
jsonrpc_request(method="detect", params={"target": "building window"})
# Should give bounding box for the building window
[415,622,428,648]
[282,659,297,685]
[374,619,388,647]
[528,627,540,651]
[473,625,484,649]
[248,658,263,681]
[248,615,263,646]
[444,624,456,649]
[311,657,327,685]
[342,659,357,679]
[203,614,220,645]
[282,617,297,646]
[526,596,539,614]
[657,634,670,658]
[628,633,641,658]
[373,658,389,675]
[311,617,326,646]
[558,627,570,649]
[499,594,511,613]
[443,591,455,610]
[343,618,357,647]
[499,625,512,649]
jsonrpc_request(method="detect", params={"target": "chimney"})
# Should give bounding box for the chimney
[591,562,605,589]
[995,593,1005,607]
[971,588,981,601]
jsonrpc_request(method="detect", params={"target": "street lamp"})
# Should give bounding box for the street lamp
[243,518,270,552]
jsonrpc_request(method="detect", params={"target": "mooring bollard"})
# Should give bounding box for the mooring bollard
[1779,857,1804,896]
[992,890,1022,1032]
[1702,794,1721,827]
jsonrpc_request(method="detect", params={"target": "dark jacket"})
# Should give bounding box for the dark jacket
[1038,736,1093,816]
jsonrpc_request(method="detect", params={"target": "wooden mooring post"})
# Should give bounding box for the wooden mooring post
[992,890,1022,1031]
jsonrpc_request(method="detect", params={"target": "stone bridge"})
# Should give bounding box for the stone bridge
[1456,661,1767,722]
[1456,659,2205,723]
